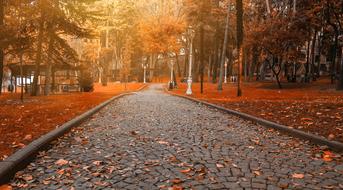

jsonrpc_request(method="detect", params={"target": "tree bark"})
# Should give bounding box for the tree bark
[269,57,282,89]
[31,9,45,96]
[20,52,24,101]
[337,47,343,90]
[305,40,311,83]
[311,31,317,80]
[0,0,4,95]
[236,0,243,96]
[212,38,219,83]
[199,4,205,94]
[249,46,258,81]
[44,27,55,95]
[183,45,188,78]
[175,53,181,77]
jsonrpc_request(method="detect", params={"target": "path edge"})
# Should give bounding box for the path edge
[0,84,147,184]
[166,88,343,152]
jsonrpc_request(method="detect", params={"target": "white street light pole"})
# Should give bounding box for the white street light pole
[143,65,147,84]
[142,57,147,84]
[224,59,228,84]
[170,59,174,85]
[186,27,195,95]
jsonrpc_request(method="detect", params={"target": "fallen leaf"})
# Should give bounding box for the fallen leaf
[169,156,178,163]
[43,180,50,185]
[292,173,304,179]
[171,178,182,184]
[92,172,101,177]
[57,169,65,175]
[323,151,334,162]
[170,185,183,190]
[216,163,224,168]
[55,159,69,166]
[180,168,191,173]
[301,118,313,121]
[23,134,32,141]
[254,171,261,176]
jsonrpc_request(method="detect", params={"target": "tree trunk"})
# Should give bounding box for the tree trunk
[183,46,188,78]
[305,40,311,83]
[270,57,282,89]
[175,53,181,77]
[44,28,55,96]
[217,0,231,91]
[208,55,212,82]
[52,69,55,93]
[199,6,205,94]
[236,0,243,96]
[244,48,248,82]
[337,47,343,90]
[0,1,4,95]
[193,50,199,82]
[31,13,45,96]
[311,31,317,80]
[331,34,338,84]
[20,53,24,101]
[212,38,219,83]
[249,46,258,81]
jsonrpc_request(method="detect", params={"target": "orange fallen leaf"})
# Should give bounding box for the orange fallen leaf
[56,169,65,175]
[180,168,191,173]
[323,151,334,162]
[171,178,182,184]
[301,118,312,121]
[254,171,261,176]
[55,159,68,166]
[292,173,304,179]
[170,185,183,190]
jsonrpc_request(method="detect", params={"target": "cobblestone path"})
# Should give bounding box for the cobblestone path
[11,84,343,189]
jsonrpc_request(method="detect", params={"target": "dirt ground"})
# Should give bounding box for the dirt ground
[0,83,144,159]
[172,79,343,143]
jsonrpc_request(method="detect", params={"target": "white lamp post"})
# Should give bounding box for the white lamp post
[142,57,147,84]
[170,59,174,85]
[143,65,147,84]
[186,26,195,95]
[224,59,228,84]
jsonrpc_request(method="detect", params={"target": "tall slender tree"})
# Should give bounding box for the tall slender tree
[217,0,231,91]
[236,0,243,96]
[0,1,4,94]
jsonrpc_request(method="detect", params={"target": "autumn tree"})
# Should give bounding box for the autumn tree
[27,0,99,96]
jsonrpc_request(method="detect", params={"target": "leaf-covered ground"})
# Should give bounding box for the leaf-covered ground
[172,80,343,143]
[0,83,144,160]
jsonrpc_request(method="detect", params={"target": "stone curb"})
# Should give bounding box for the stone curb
[166,89,343,152]
[0,84,147,184]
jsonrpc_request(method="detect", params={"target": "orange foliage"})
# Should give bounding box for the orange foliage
[138,15,185,54]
